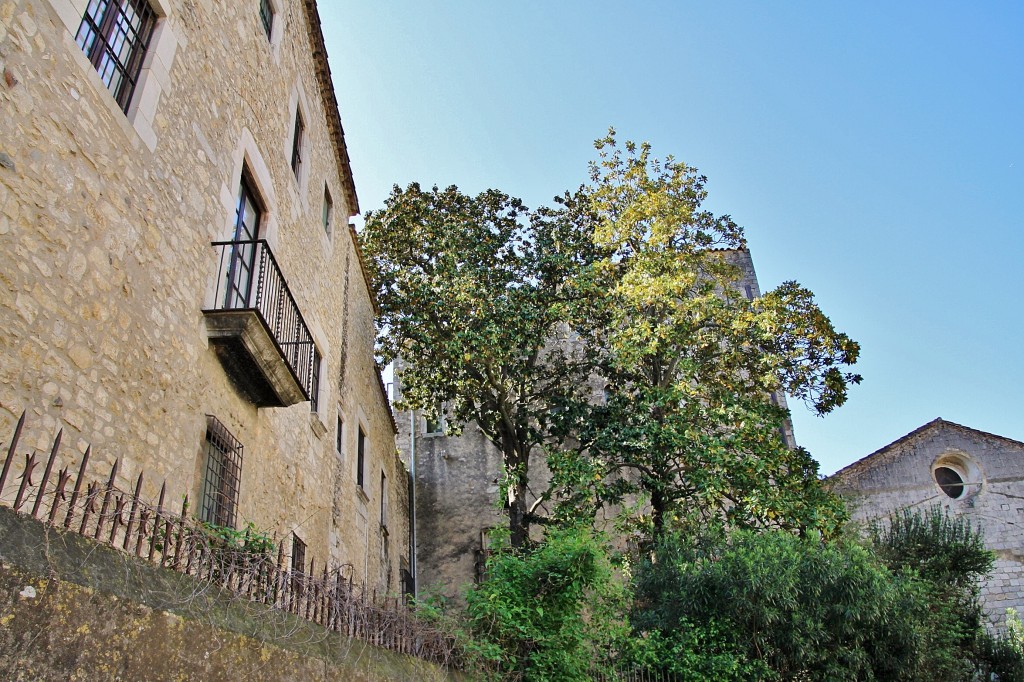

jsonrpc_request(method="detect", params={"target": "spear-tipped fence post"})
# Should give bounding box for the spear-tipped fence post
[64,445,91,528]
[0,410,26,498]
[123,472,143,550]
[149,482,166,561]
[48,467,71,523]
[13,453,38,512]
[31,428,61,518]
[93,458,119,540]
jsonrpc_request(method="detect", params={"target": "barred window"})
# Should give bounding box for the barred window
[259,0,274,41]
[75,0,157,113]
[291,533,307,598]
[199,415,243,528]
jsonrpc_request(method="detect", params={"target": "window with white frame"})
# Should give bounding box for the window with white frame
[322,186,333,235]
[336,414,344,456]
[356,426,366,489]
[259,0,274,41]
[290,110,304,180]
[380,470,388,531]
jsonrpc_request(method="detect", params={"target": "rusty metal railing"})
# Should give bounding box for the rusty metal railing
[0,411,462,668]
[207,239,318,402]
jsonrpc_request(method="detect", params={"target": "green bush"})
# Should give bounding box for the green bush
[629,528,924,681]
[462,526,626,681]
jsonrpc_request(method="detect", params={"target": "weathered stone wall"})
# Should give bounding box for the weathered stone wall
[831,420,1024,628]
[0,507,462,681]
[0,0,407,591]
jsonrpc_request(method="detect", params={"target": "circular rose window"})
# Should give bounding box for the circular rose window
[931,451,982,501]
[934,466,965,499]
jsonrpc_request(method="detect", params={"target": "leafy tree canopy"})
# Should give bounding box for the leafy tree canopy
[361,183,601,546]
[550,131,860,538]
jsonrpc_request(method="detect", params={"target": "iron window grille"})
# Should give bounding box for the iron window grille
[356,427,366,488]
[199,415,243,528]
[259,0,274,40]
[291,533,307,597]
[290,112,304,179]
[75,0,157,114]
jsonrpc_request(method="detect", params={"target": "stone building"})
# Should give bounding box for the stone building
[398,248,792,600]
[830,419,1024,627]
[0,0,409,592]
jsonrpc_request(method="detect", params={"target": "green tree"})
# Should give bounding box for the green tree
[550,131,859,539]
[361,184,602,547]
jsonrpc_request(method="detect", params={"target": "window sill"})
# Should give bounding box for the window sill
[355,485,369,504]
[310,413,327,439]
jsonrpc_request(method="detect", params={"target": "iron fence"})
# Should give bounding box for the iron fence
[0,411,462,669]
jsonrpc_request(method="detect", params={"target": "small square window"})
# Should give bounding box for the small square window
[322,187,333,234]
[75,0,158,113]
[199,415,243,528]
[259,0,274,41]
[291,111,304,180]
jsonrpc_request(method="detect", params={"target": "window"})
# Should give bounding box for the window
[310,348,322,413]
[290,111,304,180]
[935,467,965,499]
[356,427,366,488]
[290,533,306,599]
[932,452,982,501]
[322,187,333,234]
[380,471,388,530]
[291,533,306,574]
[259,0,274,41]
[199,415,243,528]
[223,172,263,309]
[75,0,158,113]
[336,415,344,455]
[425,404,444,434]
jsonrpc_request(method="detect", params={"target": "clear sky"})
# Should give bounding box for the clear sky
[319,2,1024,475]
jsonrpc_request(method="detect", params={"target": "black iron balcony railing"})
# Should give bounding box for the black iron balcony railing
[207,239,316,403]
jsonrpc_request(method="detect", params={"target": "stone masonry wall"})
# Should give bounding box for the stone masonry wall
[0,506,461,681]
[831,420,1024,628]
[0,0,407,591]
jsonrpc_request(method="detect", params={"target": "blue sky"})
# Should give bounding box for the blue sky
[320,2,1023,475]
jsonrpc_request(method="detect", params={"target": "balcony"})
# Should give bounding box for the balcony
[203,240,317,408]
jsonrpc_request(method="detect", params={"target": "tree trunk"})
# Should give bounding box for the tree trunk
[651,486,666,540]
[504,447,531,549]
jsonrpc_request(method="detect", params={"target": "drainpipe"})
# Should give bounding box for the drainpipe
[409,408,417,598]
